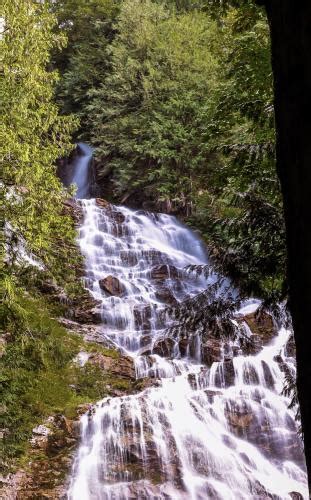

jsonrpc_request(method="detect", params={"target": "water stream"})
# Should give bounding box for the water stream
[71,143,93,199]
[67,145,308,499]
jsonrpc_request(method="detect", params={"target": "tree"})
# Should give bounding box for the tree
[52,0,119,135]
[264,0,311,489]
[1,0,78,291]
[186,3,285,300]
[87,0,221,210]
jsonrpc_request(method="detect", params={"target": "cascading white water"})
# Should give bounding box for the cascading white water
[71,143,93,199]
[67,146,308,500]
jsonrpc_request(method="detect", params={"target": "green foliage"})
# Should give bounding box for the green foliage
[0,292,123,466]
[76,0,283,298]
[1,0,79,288]
[87,0,222,209]
[53,0,120,133]
[187,5,284,299]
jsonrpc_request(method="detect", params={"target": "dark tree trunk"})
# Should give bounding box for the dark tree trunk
[264,0,311,490]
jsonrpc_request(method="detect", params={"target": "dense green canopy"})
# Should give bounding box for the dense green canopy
[54,0,283,299]
[2,0,77,284]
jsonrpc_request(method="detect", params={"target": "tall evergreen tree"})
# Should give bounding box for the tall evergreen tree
[87,0,221,210]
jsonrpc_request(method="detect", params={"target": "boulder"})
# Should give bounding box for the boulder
[99,275,126,297]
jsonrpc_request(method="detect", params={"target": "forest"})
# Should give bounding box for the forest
[1,0,310,498]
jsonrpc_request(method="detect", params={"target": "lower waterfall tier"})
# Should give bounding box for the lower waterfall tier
[67,199,307,500]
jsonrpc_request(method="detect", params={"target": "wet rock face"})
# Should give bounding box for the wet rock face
[246,334,264,354]
[222,359,235,387]
[150,264,179,281]
[285,333,296,358]
[152,337,175,357]
[289,492,304,500]
[120,250,138,267]
[201,339,223,365]
[96,198,111,209]
[251,480,283,499]
[208,358,235,388]
[242,311,276,345]
[141,249,168,266]
[261,360,275,389]
[72,295,102,324]
[96,198,127,236]
[225,399,305,466]
[62,198,84,225]
[225,401,254,434]
[95,199,127,225]
[44,199,307,498]
[93,398,184,492]
[7,414,82,500]
[133,304,152,331]
[178,337,189,357]
[151,333,200,359]
[154,285,178,305]
[99,275,126,297]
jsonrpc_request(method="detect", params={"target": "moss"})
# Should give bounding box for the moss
[87,345,120,359]
[108,378,131,391]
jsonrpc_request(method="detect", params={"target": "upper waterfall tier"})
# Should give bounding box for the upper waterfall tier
[78,198,214,354]
[71,143,93,199]
[68,198,308,500]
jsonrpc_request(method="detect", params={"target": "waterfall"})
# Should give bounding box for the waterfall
[67,146,308,499]
[70,143,93,199]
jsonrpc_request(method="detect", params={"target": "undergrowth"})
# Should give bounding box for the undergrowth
[0,291,122,471]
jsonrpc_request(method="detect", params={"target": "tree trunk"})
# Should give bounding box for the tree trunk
[265,0,311,490]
